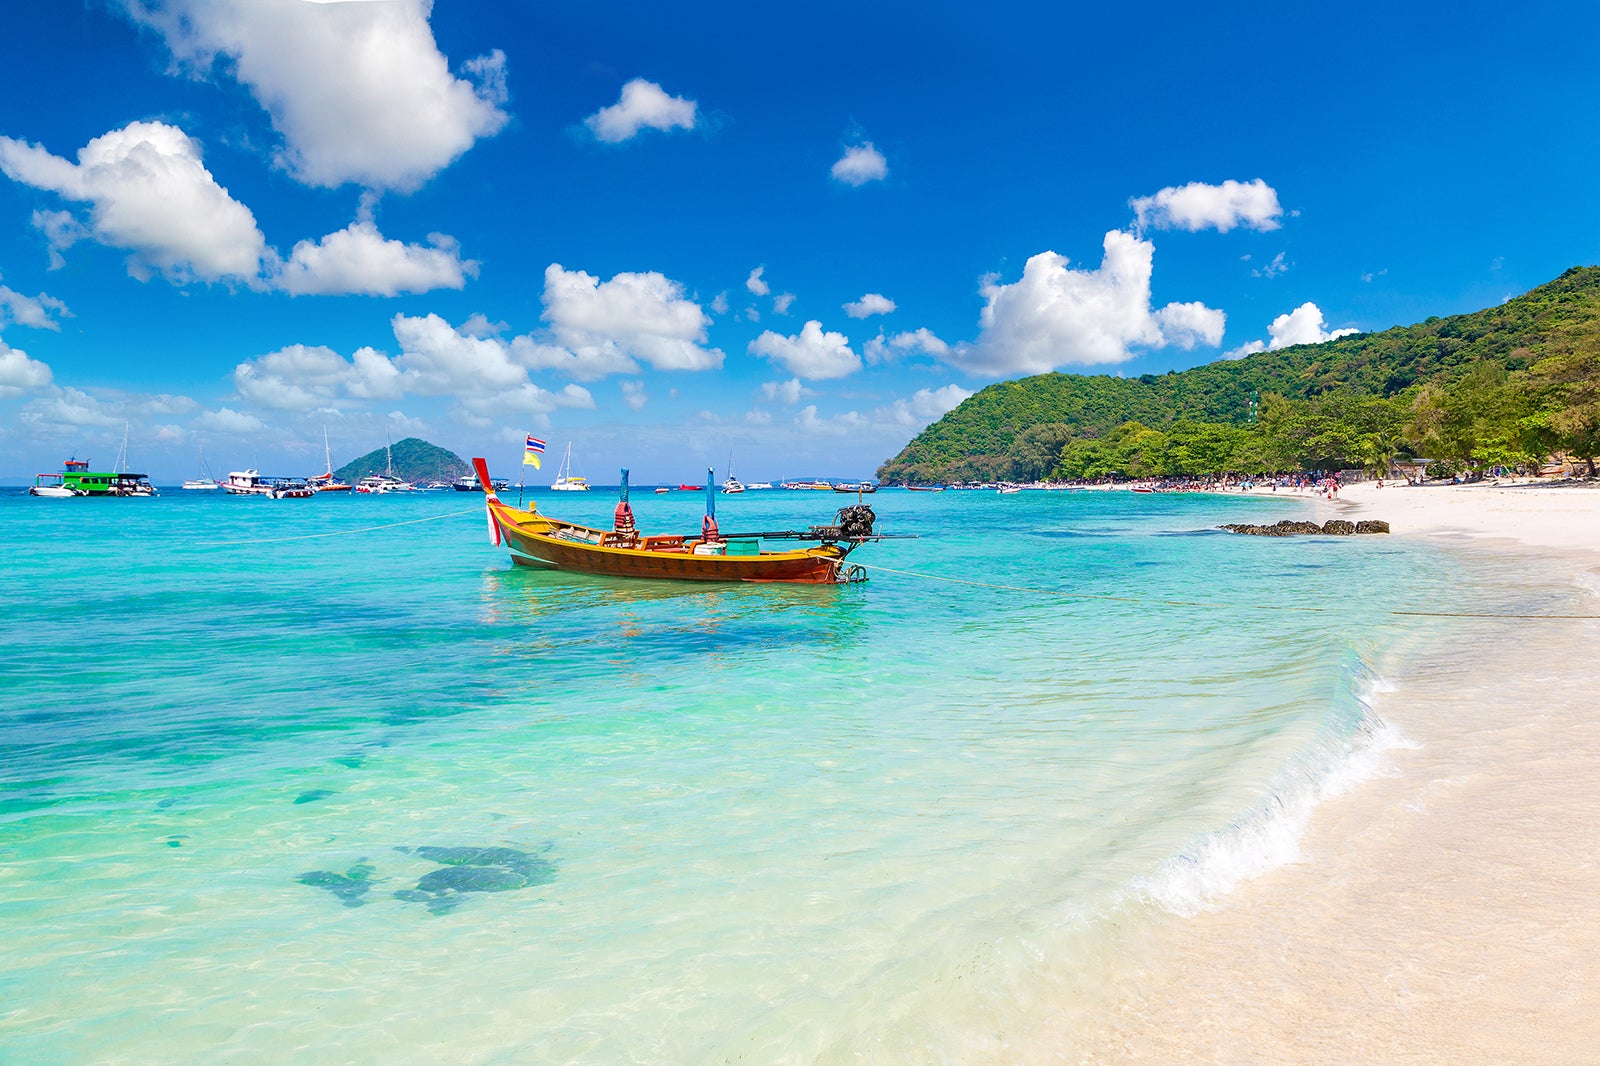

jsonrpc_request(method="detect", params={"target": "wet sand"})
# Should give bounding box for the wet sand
[1068,483,1600,1063]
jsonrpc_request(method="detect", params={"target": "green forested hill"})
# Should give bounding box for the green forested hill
[879,266,1600,482]
[334,437,469,483]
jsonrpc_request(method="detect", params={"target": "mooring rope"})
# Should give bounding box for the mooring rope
[848,561,1600,620]
[207,507,483,547]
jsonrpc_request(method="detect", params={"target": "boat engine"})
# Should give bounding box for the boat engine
[834,504,876,540]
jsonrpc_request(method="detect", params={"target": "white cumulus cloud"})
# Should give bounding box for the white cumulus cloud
[0,340,53,398]
[275,220,477,295]
[1223,302,1360,359]
[0,121,267,282]
[749,321,862,380]
[844,293,895,319]
[31,209,85,270]
[875,384,972,427]
[866,327,950,364]
[760,377,810,405]
[233,343,405,409]
[1131,179,1282,233]
[123,0,508,191]
[746,266,769,296]
[1153,301,1227,350]
[531,264,723,379]
[193,406,267,435]
[393,312,530,394]
[620,379,647,410]
[584,78,698,143]
[953,230,1225,375]
[796,404,870,435]
[0,285,70,331]
[831,142,887,186]
[1266,302,1360,348]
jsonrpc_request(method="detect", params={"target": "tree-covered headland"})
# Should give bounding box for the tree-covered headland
[878,267,1600,483]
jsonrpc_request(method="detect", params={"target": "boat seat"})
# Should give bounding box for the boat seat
[641,535,687,551]
[600,532,639,548]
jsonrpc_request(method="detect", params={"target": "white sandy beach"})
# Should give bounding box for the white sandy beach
[1065,480,1600,1063]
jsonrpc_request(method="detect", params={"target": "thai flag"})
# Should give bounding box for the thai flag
[524,435,546,468]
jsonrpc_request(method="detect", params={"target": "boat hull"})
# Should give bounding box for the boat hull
[490,499,849,583]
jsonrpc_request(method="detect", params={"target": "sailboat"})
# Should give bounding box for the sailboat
[550,443,590,491]
[111,423,158,496]
[308,427,352,492]
[181,446,220,490]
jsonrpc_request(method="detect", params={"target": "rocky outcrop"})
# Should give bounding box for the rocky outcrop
[1219,519,1389,537]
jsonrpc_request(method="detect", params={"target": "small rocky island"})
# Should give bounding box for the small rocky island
[1220,519,1390,536]
[334,437,470,484]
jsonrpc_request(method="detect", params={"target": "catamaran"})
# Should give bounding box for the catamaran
[182,447,220,490]
[354,435,415,493]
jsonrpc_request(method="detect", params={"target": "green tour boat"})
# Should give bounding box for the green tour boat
[57,458,158,497]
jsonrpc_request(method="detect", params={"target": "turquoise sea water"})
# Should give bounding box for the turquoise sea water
[0,486,1575,1061]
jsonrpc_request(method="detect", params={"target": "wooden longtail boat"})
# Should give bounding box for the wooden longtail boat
[473,458,875,584]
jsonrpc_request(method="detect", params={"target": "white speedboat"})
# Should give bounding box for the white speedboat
[29,473,80,497]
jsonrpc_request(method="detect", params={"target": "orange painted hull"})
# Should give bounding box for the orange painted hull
[488,498,849,583]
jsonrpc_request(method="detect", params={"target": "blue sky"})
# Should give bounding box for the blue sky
[1,1,1597,484]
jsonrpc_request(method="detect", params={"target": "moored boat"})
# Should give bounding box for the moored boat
[354,474,414,493]
[474,460,877,584]
[833,481,876,494]
[268,478,315,499]
[551,443,590,491]
[722,451,746,493]
[182,447,220,490]
[309,428,352,491]
[223,469,271,495]
[29,473,81,497]
[111,473,159,496]
[44,458,159,496]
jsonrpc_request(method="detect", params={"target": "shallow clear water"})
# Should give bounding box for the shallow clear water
[0,486,1540,1062]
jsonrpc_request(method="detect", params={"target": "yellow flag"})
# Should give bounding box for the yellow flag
[523,453,542,468]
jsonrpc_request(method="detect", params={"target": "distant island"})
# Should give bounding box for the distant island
[878,266,1600,484]
[334,438,469,484]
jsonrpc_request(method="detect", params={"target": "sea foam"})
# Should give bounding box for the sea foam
[1130,660,1413,918]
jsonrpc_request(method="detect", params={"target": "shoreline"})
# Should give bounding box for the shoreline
[1061,481,1600,1061]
